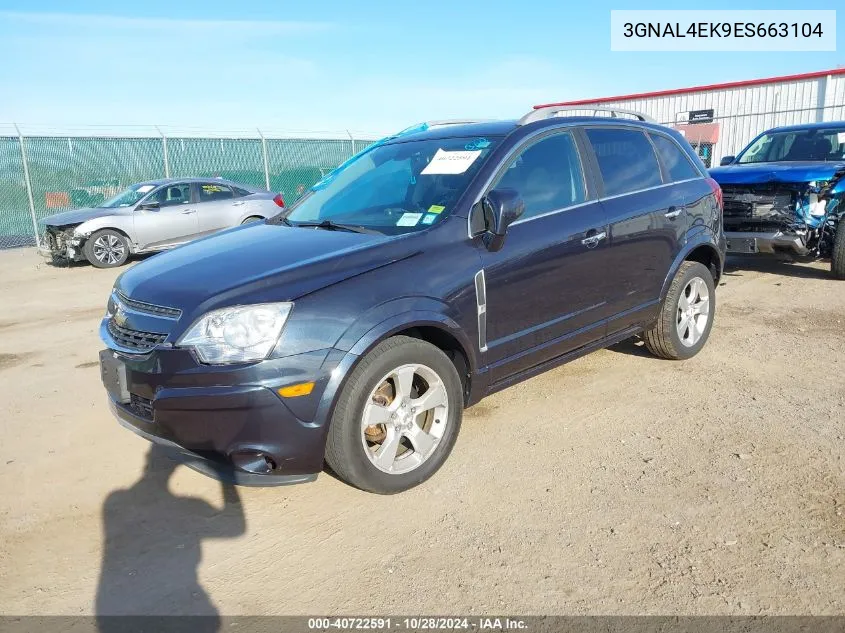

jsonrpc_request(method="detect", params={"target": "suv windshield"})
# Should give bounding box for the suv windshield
[99,183,158,208]
[283,136,500,234]
[738,127,845,164]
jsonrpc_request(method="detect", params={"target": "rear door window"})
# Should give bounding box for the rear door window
[649,133,700,182]
[586,128,662,197]
[199,183,235,202]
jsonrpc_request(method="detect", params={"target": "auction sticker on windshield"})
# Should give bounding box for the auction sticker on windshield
[396,212,423,226]
[421,149,482,175]
[137,185,155,193]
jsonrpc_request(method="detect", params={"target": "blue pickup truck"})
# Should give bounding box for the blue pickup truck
[709,122,845,278]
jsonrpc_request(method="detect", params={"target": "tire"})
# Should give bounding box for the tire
[325,335,463,494]
[83,229,130,268]
[831,225,845,280]
[643,261,716,361]
[241,216,263,225]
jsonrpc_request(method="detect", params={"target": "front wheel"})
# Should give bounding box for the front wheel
[325,336,463,494]
[643,261,716,360]
[831,225,845,280]
[83,229,130,268]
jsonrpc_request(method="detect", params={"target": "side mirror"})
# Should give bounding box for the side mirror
[719,155,735,166]
[479,188,525,252]
[138,201,160,211]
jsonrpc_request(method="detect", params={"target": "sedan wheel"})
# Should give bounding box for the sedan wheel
[83,230,130,268]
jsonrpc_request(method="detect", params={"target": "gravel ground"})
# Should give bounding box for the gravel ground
[0,248,842,616]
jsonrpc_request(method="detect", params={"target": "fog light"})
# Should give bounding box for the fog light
[277,381,315,398]
[230,451,276,474]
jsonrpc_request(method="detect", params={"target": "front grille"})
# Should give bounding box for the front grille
[107,318,168,352]
[44,227,71,253]
[722,186,795,225]
[117,292,181,319]
[129,394,153,421]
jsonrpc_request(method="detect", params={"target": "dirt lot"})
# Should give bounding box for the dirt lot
[0,248,843,616]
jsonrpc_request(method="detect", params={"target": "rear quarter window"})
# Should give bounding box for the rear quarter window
[649,133,701,182]
[586,128,662,197]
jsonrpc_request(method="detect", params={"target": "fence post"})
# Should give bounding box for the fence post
[14,124,40,249]
[156,126,170,178]
[258,128,271,190]
[346,129,356,155]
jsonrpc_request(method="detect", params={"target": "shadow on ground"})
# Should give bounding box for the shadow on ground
[606,337,655,358]
[44,253,155,269]
[723,255,833,280]
[96,446,246,632]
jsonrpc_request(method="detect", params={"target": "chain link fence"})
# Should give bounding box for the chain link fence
[0,127,377,249]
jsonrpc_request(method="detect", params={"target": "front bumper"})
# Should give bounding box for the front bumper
[725,230,809,256]
[39,229,85,261]
[111,399,317,486]
[100,344,349,485]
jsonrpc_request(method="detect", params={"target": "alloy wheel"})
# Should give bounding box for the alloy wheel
[92,234,126,265]
[360,363,449,475]
[676,276,710,347]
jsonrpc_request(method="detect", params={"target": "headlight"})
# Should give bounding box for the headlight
[178,303,293,364]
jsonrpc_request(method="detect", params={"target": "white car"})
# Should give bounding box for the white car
[39,178,285,268]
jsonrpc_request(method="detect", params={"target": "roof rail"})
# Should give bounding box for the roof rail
[518,105,655,126]
[425,119,496,128]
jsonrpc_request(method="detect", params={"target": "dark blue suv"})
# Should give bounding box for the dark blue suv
[99,107,726,494]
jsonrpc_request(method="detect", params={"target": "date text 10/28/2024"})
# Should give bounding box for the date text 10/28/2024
[307,617,528,630]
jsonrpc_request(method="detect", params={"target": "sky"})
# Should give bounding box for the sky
[0,0,842,136]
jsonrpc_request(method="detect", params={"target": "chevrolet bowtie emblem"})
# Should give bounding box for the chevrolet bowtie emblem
[114,307,127,327]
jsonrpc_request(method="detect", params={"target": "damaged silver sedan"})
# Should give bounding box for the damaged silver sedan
[710,122,845,279]
[39,178,285,268]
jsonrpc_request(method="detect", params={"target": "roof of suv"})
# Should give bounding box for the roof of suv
[390,116,671,143]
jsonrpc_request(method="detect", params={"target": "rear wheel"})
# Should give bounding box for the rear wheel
[325,336,463,494]
[83,229,130,268]
[643,261,715,360]
[831,225,845,280]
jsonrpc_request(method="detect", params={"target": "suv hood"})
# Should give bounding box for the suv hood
[709,161,845,185]
[41,207,128,227]
[117,223,413,312]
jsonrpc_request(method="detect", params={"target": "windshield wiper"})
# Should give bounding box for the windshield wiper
[289,219,378,234]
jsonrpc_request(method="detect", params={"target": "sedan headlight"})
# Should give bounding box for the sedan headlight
[178,303,293,364]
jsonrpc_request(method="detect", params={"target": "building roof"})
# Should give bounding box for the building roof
[535,67,845,108]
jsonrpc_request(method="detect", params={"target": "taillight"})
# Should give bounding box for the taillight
[273,193,285,208]
[706,177,723,213]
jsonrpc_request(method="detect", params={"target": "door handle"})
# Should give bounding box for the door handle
[665,206,683,219]
[581,230,607,247]
[181,209,196,215]
[232,201,245,206]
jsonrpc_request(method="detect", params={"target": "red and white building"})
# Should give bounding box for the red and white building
[536,68,845,168]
